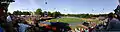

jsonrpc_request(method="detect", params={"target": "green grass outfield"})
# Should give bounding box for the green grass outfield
[49,17,100,24]
[49,17,101,28]
[49,18,83,23]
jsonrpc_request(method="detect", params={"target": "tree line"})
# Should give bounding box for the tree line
[10,8,114,18]
[13,10,31,15]
[61,13,111,18]
[12,8,61,17]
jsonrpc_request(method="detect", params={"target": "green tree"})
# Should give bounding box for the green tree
[35,8,42,15]
[52,11,61,18]
[61,14,66,16]
[13,10,22,15]
[52,11,56,17]
[7,12,12,16]
[85,14,90,18]
[48,11,52,16]
[7,12,11,14]
[22,11,31,15]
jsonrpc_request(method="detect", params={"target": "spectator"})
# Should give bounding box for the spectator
[82,22,89,27]
[88,27,95,32]
[6,14,14,32]
[7,14,12,22]
[74,28,80,32]
[0,26,3,32]
[18,21,31,32]
[106,12,120,31]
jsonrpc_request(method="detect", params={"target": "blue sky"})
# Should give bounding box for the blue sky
[8,0,118,14]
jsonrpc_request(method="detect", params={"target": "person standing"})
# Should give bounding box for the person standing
[0,26,3,32]
[6,14,12,23]
[18,21,31,32]
[6,14,14,32]
[106,7,120,31]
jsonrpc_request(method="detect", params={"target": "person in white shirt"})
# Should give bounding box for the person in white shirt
[7,15,12,22]
[6,14,14,32]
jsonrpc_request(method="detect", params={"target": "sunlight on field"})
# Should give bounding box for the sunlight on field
[49,18,100,24]
[49,17,101,28]
[49,18,82,23]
